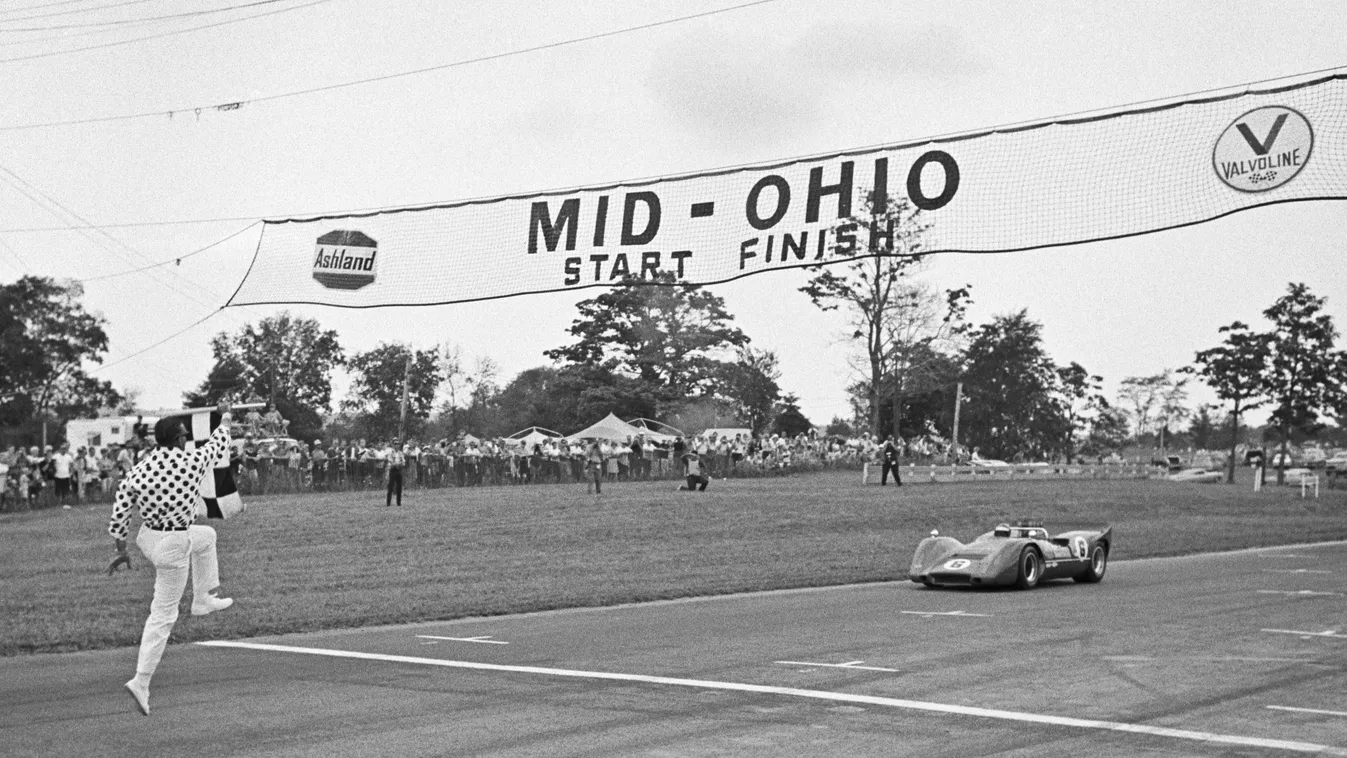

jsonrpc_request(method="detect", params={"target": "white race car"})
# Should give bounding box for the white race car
[1167,467,1224,483]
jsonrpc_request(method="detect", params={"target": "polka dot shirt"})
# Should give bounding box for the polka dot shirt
[108,424,231,540]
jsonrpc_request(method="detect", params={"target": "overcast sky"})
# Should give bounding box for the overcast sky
[3,0,1345,429]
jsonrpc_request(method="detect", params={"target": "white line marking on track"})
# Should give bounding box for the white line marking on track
[1264,569,1333,574]
[1258,590,1343,597]
[198,640,1347,756]
[775,660,900,672]
[416,635,508,644]
[1268,706,1347,718]
[1258,554,1315,559]
[900,610,991,618]
[1262,629,1347,639]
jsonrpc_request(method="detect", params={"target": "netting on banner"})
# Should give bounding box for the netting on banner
[227,73,1347,309]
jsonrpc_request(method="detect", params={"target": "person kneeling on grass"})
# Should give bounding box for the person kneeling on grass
[680,450,709,491]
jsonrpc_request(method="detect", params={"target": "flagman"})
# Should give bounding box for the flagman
[108,399,235,716]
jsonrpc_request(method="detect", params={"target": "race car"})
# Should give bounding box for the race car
[909,521,1111,590]
[1167,467,1224,483]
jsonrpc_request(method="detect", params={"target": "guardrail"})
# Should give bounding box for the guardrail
[862,462,1155,484]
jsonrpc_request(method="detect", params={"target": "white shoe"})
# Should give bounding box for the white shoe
[191,594,234,616]
[124,679,149,716]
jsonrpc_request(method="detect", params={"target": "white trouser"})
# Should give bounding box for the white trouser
[134,524,220,678]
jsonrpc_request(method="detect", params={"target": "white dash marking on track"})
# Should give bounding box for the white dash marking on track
[1258,554,1315,559]
[416,635,508,645]
[1268,705,1347,718]
[1263,569,1333,574]
[1258,590,1343,597]
[197,640,1347,756]
[775,660,900,673]
[1262,628,1347,640]
[900,610,991,618]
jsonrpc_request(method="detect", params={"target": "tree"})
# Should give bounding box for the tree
[1186,405,1222,451]
[1117,370,1188,448]
[0,277,121,442]
[880,282,970,444]
[959,311,1069,461]
[799,188,930,437]
[1187,321,1270,482]
[190,312,344,412]
[772,393,813,437]
[545,273,749,411]
[1081,405,1131,457]
[711,346,781,434]
[344,343,442,440]
[1056,362,1107,462]
[1259,283,1347,483]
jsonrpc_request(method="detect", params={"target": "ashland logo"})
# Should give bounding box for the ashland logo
[1213,106,1313,193]
[312,230,378,290]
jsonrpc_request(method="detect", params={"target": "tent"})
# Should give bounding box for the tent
[627,417,683,443]
[506,426,563,448]
[566,413,646,443]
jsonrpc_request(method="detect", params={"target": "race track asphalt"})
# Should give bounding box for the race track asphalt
[3,542,1345,757]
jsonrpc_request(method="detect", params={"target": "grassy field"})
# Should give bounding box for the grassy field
[2,469,1345,656]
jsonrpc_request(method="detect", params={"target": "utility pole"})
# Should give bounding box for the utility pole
[398,350,412,441]
[951,381,963,461]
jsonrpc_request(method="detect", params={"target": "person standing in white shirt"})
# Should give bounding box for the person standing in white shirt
[51,444,75,504]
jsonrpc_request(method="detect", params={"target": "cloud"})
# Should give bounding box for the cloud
[644,20,987,150]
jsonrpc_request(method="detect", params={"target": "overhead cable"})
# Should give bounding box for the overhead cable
[0,0,305,32]
[0,0,777,128]
[0,0,330,63]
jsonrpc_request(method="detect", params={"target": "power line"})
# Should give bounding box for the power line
[0,0,330,63]
[0,0,153,21]
[75,220,259,283]
[0,0,778,128]
[90,306,224,373]
[0,0,303,31]
[0,164,228,310]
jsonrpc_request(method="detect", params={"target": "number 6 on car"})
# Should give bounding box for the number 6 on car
[909,520,1112,590]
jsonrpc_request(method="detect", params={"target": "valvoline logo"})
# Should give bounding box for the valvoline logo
[1212,106,1313,193]
[312,230,377,290]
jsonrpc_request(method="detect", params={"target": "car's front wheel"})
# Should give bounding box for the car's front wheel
[1075,543,1108,583]
[1014,547,1041,590]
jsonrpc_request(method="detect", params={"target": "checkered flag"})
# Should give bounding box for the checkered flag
[176,409,245,520]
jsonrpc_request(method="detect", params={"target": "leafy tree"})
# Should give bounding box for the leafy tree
[1187,321,1270,482]
[711,346,781,434]
[0,277,121,440]
[545,273,749,410]
[190,312,344,413]
[1258,283,1347,483]
[799,189,930,436]
[959,310,1069,461]
[1186,405,1223,451]
[1081,405,1131,457]
[1056,362,1107,462]
[1117,370,1188,448]
[880,282,970,443]
[344,343,442,440]
[772,393,813,437]
[825,417,854,436]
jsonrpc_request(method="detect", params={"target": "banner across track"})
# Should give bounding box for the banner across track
[226,73,1347,309]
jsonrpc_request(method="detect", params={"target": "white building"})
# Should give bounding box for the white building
[65,413,164,452]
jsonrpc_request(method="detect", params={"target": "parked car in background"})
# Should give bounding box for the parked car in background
[1167,468,1223,483]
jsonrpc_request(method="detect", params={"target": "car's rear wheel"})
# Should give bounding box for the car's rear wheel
[1075,543,1108,583]
[1014,547,1041,590]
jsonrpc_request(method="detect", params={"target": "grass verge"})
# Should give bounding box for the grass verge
[2,469,1344,655]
